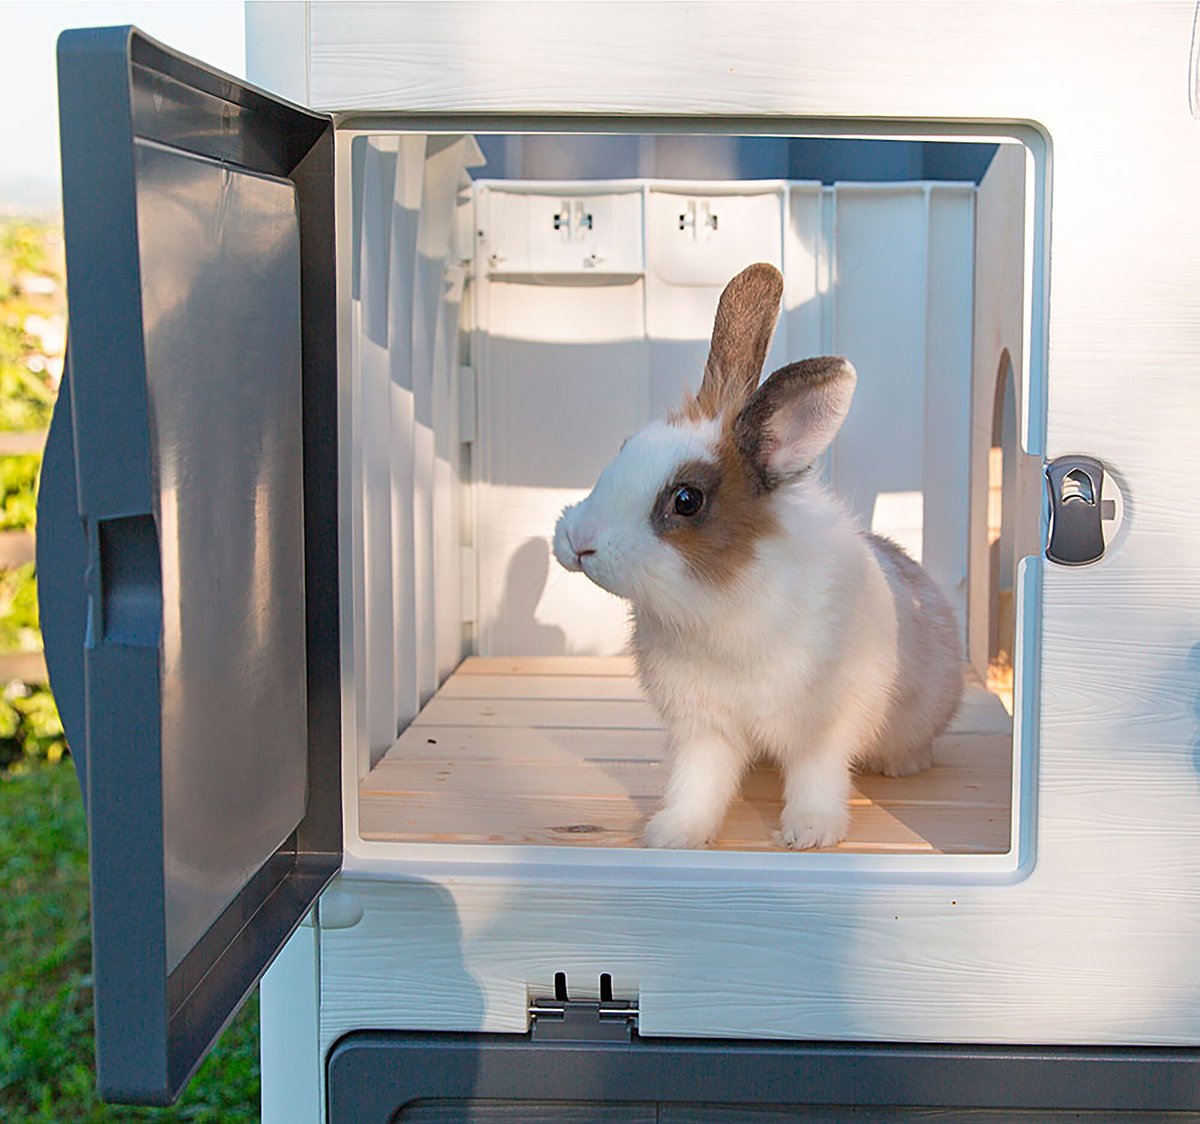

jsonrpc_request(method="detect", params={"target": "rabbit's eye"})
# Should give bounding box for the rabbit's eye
[673,485,704,517]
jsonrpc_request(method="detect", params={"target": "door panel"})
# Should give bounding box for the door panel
[42,26,340,1103]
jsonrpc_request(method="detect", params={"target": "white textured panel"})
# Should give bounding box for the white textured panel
[306,2,1187,126]
[648,185,784,288]
[645,185,787,417]
[358,136,401,756]
[474,178,977,659]
[967,145,1037,681]
[482,186,643,275]
[387,135,426,743]
[432,265,468,682]
[923,185,975,637]
[783,184,826,361]
[260,917,320,1124]
[413,140,475,706]
[322,0,1200,1058]
[244,1,309,104]
[831,186,928,533]
[473,250,649,656]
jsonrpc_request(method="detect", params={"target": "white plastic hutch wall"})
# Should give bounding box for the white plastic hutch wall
[247,1,1200,1117]
[49,0,1200,1118]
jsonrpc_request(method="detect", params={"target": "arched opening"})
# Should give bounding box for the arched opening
[987,350,1018,710]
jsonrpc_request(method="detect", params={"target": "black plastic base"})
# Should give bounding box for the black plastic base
[327,1030,1200,1122]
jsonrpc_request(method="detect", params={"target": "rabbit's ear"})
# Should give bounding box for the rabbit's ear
[693,263,784,418]
[733,356,856,489]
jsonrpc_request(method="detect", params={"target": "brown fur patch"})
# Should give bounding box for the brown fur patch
[655,264,802,586]
[653,421,781,588]
[733,356,856,490]
[671,263,784,424]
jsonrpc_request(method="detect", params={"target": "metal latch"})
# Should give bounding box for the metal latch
[529,972,638,1042]
[678,199,719,241]
[1045,455,1119,566]
[552,199,594,241]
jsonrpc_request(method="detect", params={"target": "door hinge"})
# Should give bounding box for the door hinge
[529,973,638,1042]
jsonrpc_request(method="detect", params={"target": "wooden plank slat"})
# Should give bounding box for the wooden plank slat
[0,431,47,455]
[365,756,1010,810]
[437,673,644,701]
[424,685,1010,735]
[947,686,1013,735]
[360,789,1009,853]
[932,731,1011,768]
[0,531,36,567]
[387,723,670,763]
[0,650,47,682]
[456,655,636,676]
[390,720,1010,772]
[414,696,659,730]
[362,658,1014,854]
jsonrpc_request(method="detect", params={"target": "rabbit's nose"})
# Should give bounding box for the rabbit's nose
[567,527,597,559]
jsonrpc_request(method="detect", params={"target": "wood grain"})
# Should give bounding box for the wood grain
[360,660,1012,854]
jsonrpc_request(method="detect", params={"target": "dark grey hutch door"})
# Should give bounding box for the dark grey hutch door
[37,26,341,1105]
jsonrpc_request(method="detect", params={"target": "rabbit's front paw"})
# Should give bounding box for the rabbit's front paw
[644,808,713,849]
[776,806,849,851]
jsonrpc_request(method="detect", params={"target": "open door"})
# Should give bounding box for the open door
[36,27,341,1104]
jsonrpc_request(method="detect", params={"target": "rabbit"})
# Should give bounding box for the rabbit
[553,263,963,850]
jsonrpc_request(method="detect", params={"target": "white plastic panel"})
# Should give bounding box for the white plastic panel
[922,186,975,634]
[831,185,929,560]
[305,0,1200,1060]
[645,184,787,417]
[474,277,650,656]
[475,178,976,657]
[480,186,643,276]
[648,185,784,286]
[350,135,477,766]
[967,144,1033,680]
[782,183,827,362]
[828,183,975,637]
[259,916,320,1124]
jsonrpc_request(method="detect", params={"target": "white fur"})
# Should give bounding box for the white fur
[632,475,903,849]
[553,420,718,603]
[554,417,964,851]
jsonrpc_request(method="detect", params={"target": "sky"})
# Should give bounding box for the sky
[0,1,246,213]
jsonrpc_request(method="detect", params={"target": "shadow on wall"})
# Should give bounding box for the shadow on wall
[475,134,999,185]
[502,537,569,655]
[322,879,487,1118]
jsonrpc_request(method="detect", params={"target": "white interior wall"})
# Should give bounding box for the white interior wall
[472,184,651,655]
[922,186,977,641]
[351,136,479,766]
[645,183,789,417]
[832,186,932,562]
[967,144,1036,681]
[474,178,976,657]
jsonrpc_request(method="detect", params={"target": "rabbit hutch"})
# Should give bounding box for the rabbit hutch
[36,1,1200,1118]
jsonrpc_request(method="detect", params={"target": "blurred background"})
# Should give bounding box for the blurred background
[1,5,257,1120]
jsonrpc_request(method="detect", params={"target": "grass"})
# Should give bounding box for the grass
[0,760,261,1122]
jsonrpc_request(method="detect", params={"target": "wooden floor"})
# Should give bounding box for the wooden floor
[360,657,1013,853]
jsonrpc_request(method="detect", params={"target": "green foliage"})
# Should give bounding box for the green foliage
[0,456,39,530]
[0,564,40,656]
[0,220,61,434]
[0,364,55,434]
[0,683,64,773]
[0,762,261,1122]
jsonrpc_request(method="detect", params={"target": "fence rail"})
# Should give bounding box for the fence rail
[0,430,48,455]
